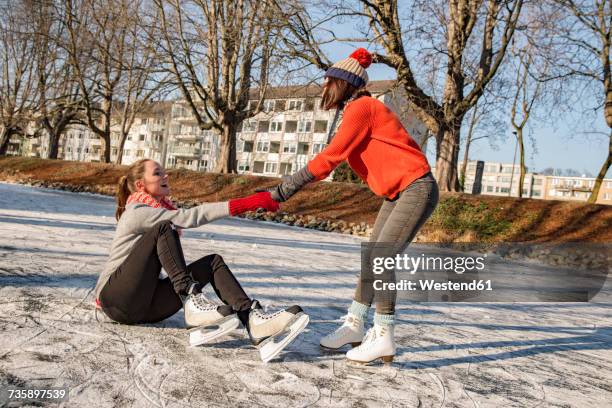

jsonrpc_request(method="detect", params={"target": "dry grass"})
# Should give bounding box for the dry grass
[1,156,610,243]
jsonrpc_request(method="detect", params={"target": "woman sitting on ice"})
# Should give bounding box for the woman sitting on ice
[94,159,308,362]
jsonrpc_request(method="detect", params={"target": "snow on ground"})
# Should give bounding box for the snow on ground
[0,182,610,407]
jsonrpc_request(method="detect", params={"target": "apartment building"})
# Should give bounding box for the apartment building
[235,80,428,177]
[164,102,220,172]
[456,160,612,204]
[117,102,173,165]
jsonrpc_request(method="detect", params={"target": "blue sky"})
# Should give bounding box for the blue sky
[316,23,611,178]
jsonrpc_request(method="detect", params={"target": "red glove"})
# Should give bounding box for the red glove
[229,191,280,216]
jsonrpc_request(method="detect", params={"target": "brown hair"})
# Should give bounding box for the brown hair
[115,159,150,220]
[320,77,371,110]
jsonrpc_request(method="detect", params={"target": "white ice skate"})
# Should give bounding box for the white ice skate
[185,292,240,346]
[346,324,396,365]
[245,301,309,363]
[319,313,365,350]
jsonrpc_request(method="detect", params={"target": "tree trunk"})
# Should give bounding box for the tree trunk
[0,127,10,155]
[48,130,60,159]
[517,128,526,198]
[459,136,471,192]
[588,130,612,203]
[213,119,237,174]
[103,134,112,163]
[116,133,127,165]
[435,123,461,192]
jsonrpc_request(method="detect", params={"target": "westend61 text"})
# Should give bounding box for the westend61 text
[373,279,493,291]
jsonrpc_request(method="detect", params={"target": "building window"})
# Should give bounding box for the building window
[243,141,254,152]
[238,162,250,172]
[257,121,269,132]
[283,142,297,153]
[270,142,280,153]
[279,162,293,175]
[124,149,131,156]
[137,150,144,157]
[202,141,212,155]
[298,143,309,155]
[604,193,611,200]
[486,185,494,192]
[67,147,72,153]
[314,120,328,133]
[287,100,302,111]
[139,134,146,141]
[285,121,298,133]
[606,181,612,188]
[304,98,315,111]
[312,143,326,154]
[78,133,84,139]
[532,190,541,197]
[263,100,275,112]
[297,120,312,133]
[256,140,269,152]
[269,121,283,132]
[500,187,510,193]
[264,162,278,174]
[127,135,132,141]
[186,160,193,166]
[242,120,257,132]
[253,161,265,173]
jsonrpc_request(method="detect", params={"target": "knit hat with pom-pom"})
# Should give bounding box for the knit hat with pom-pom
[325,48,372,88]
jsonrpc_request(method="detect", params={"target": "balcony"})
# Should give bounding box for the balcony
[173,133,200,141]
[555,184,592,193]
[168,146,201,158]
[239,132,256,141]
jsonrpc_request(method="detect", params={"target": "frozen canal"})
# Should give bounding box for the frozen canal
[0,182,610,407]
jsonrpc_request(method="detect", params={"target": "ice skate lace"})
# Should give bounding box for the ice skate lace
[191,293,217,312]
[253,306,283,320]
[359,327,377,348]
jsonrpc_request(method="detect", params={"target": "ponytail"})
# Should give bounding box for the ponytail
[115,159,149,220]
[115,176,130,220]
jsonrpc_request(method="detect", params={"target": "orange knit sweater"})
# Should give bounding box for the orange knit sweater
[307,96,431,199]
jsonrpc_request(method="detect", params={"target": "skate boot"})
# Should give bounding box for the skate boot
[319,313,365,350]
[183,286,240,346]
[244,300,309,363]
[346,323,396,365]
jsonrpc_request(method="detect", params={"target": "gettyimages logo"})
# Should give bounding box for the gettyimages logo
[360,242,610,302]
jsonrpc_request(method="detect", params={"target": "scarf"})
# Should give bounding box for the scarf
[126,191,177,211]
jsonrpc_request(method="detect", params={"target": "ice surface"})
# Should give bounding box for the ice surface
[0,182,610,407]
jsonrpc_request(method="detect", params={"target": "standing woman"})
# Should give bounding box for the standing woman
[270,48,439,364]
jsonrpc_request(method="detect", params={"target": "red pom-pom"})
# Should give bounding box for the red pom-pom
[349,48,372,68]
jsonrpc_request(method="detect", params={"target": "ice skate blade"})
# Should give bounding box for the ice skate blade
[259,313,309,363]
[347,355,395,366]
[189,315,240,346]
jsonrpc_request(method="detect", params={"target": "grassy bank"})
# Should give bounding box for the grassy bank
[1,156,610,243]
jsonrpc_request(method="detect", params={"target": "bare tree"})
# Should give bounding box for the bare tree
[0,1,37,155]
[155,0,279,173]
[543,0,611,203]
[508,44,546,197]
[29,0,83,159]
[276,0,525,192]
[61,0,163,163]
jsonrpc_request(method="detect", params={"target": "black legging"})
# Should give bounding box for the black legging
[99,220,252,324]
